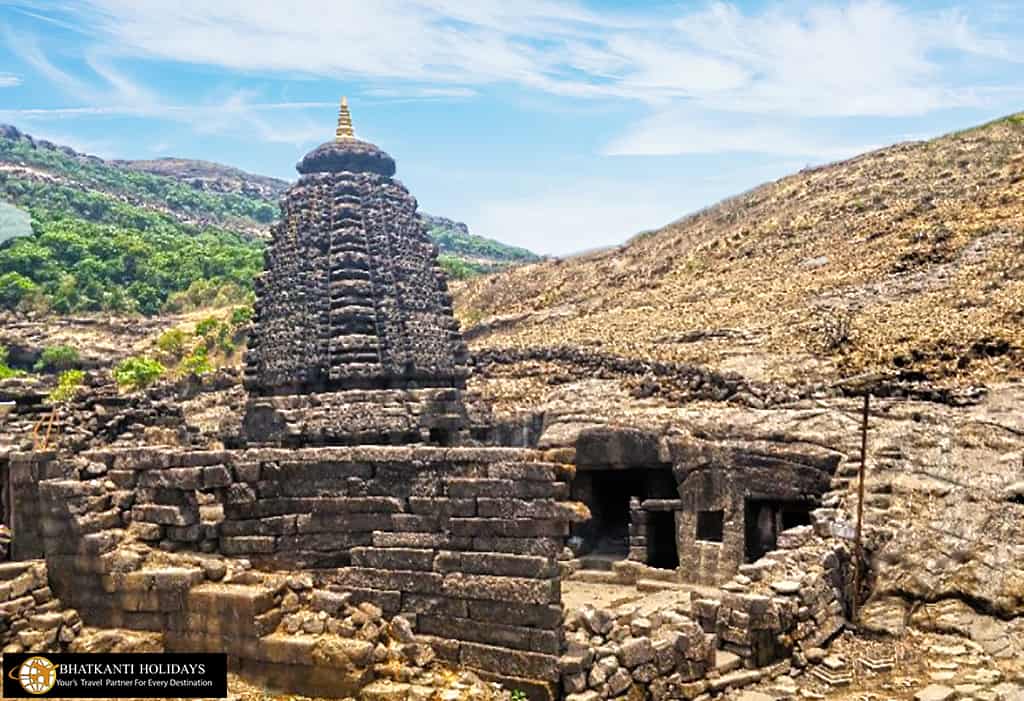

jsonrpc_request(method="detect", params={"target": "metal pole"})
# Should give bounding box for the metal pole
[852,393,870,623]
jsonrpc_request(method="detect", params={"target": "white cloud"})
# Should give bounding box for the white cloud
[604,108,879,159]
[56,0,1018,118]
[0,73,21,88]
[364,87,477,99]
[7,0,1023,159]
[2,26,334,146]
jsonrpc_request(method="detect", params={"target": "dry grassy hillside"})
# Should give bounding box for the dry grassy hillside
[454,114,1024,400]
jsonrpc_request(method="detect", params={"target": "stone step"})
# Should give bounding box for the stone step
[569,570,622,585]
[714,649,742,674]
[637,566,679,582]
[636,579,687,593]
[708,669,763,693]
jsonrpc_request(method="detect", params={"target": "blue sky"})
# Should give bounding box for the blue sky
[0,0,1022,255]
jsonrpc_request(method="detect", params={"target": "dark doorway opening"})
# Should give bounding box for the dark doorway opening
[744,498,815,563]
[696,510,724,542]
[780,502,813,531]
[575,467,677,567]
[647,511,680,570]
[587,470,646,558]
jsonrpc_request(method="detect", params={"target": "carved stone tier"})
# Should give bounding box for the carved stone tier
[241,388,467,447]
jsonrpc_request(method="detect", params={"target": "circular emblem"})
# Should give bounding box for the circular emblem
[13,656,57,695]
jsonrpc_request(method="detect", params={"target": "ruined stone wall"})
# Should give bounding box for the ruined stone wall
[562,517,854,698]
[0,560,83,654]
[35,446,585,697]
[668,440,840,586]
[694,517,853,669]
[245,171,468,396]
[4,451,67,560]
[561,605,715,701]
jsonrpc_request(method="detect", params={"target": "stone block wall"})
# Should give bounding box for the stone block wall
[669,439,841,586]
[240,387,467,447]
[5,451,67,560]
[0,560,82,654]
[693,522,852,668]
[35,446,586,696]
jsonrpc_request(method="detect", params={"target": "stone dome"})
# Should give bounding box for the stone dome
[296,138,396,176]
[295,97,396,176]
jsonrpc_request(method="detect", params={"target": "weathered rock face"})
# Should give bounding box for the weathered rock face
[244,134,468,396]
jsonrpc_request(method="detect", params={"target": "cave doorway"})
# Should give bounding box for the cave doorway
[575,467,678,567]
[646,511,679,570]
[586,470,646,559]
[744,498,814,563]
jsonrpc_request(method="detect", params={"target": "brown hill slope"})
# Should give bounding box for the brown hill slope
[453,115,1024,407]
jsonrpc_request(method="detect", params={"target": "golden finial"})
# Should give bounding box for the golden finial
[336,96,355,140]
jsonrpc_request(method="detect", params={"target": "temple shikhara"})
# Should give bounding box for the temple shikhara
[242,98,469,446]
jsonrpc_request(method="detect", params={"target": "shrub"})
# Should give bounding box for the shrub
[812,307,855,353]
[34,344,80,372]
[48,369,85,404]
[113,356,165,391]
[0,271,39,309]
[0,345,23,380]
[195,316,220,338]
[180,346,213,377]
[229,305,254,328]
[156,328,190,359]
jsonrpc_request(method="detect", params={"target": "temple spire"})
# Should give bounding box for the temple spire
[335,96,355,140]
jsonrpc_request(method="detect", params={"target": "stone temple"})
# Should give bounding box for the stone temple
[242,98,469,446]
[0,100,871,701]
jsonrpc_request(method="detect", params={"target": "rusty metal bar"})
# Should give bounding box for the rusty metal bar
[852,392,870,623]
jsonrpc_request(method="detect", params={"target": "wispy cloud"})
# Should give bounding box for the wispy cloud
[52,0,1018,115]
[604,109,880,159]
[0,73,21,88]
[1,24,333,146]
[4,0,1023,158]
[364,87,477,99]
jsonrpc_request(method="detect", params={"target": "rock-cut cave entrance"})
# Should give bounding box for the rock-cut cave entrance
[744,497,814,563]
[574,467,677,569]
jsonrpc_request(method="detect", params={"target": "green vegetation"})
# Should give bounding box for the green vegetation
[425,217,539,280]
[429,225,539,264]
[0,176,263,315]
[0,129,542,314]
[0,136,277,226]
[230,305,254,326]
[34,344,81,372]
[510,690,528,701]
[47,369,85,404]
[180,345,214,376]
[152,306,251,380]
[112,356,166,391]
[438,254,494,280]
[156,328,190,359]
[0,345,23,380]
